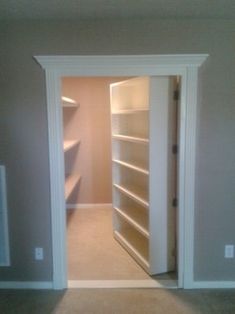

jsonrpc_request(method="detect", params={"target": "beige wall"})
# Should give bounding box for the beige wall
[62,77,125,204]
[0,19,234,282]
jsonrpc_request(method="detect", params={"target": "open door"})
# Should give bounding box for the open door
[110,76,177,275]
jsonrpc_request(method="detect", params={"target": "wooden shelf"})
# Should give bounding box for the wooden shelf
[62,96,79,108]
[112,134,149,144]
[114,206,149,238]
[63,140,80,152]
[114,230,149,272]
[112,108,149,115]
[113,159,149,175]
[113,183,149,208]
[65,174,81,200]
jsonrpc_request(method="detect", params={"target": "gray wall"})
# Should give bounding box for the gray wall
[0,19,234,281]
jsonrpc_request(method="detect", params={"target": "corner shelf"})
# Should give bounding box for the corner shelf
[65,174,81,200]
[63,140,80,152]
[62,96,79,108]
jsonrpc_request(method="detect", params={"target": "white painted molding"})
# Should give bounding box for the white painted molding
[35,55,208,69]
[66,203,112,209]
[180,67,199,289]
[191,281,235,289]
[1,280,233,290]
[44,69,67,290]
[34,54,208,290]
[0,281,53,289]
[68,279,177,289]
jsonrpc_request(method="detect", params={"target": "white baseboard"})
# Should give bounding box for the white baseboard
[0,281,53,289]
[66,203,112,210]
[68,279,177,289]
[1,280,234,290]
[192,281,235,289]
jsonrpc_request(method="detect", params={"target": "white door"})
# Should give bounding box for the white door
[110,76,177,275]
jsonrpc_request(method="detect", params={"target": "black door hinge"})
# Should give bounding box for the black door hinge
[172,198,178,208]
[174,90,180,101]
[172,144,178,155]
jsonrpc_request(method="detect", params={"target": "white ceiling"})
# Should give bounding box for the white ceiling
[1,0,235,20]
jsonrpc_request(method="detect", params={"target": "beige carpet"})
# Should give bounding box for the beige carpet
[67,206,155,280]
[1,288,235,314]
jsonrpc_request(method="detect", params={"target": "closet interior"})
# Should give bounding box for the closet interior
[61,76,179,281]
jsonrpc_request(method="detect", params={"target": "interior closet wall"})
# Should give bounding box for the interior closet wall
[62,77,126,205]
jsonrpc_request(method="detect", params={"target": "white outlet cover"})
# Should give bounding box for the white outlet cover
[225,245,234,258]
[35,247,44,260]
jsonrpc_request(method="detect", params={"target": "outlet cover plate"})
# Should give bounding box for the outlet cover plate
[35,247,44,260]
[225,245,234,258]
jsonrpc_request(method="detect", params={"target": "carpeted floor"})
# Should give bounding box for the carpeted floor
[66,206,155,280]
[0,288,235,314]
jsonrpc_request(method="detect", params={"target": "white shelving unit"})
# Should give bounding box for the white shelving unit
[112,134,149,144]
[110,76,176,275]
[113,159,149,175]
[62,96,81,206]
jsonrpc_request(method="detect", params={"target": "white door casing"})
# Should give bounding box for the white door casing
[35,55,208,289]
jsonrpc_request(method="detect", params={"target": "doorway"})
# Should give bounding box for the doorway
[35,54,208,289]
[62,76,179,286]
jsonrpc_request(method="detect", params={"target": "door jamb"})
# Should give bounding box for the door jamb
[35,54,208,289]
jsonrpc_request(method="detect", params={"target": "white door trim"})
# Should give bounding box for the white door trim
[35,54,208,289]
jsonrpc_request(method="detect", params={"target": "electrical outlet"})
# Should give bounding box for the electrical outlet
[224,245,234,258]
[35,247,44,260]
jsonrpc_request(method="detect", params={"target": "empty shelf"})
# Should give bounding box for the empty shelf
[113,183,149,208]
[62,96,79,108]
[112,134,149,144]
[65,174,81,200]
[63,140,80,152]
[112,108,149,114]
[114,230,149,272]
[113,159,149,175]
[114,206,149,238]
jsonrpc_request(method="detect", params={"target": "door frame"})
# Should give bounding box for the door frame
[35,54,208,289]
